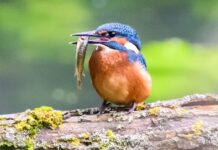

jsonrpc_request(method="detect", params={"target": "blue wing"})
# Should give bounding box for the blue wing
[127,50,147,69]
[137,53,147,69]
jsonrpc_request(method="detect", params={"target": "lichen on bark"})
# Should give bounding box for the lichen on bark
[0,106,63,149]
[0,94,218,150]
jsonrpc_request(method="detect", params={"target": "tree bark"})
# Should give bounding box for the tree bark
[0,94,218,150]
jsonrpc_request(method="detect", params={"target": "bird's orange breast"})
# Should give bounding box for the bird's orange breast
[89,46,151,105]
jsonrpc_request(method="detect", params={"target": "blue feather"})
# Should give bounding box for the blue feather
[104,41,128,52]
[127,51,147,69]
[103,41,147,69]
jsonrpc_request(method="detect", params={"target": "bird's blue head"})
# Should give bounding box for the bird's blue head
[71,23,141,51]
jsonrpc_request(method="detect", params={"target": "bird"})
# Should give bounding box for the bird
[72,23,151,114]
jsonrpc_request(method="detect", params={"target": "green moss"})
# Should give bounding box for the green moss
[15,115,38,136]
[97,130,117,150]
[59,130,120,149]
[15,106,63,136]
[106,129,116,140]
[13,106,63,149]
[149,107,161,116]
[182,120,204,140]
[82,132,90,139]
[31,106,62,129]
[192,120,203,135]
[0,140,13,148]
[0,117,6,121]
[136,103,145,111]
[60,136,81,146]
[71,137,80,146]
[25,139,34,150]
[99,142,110,150]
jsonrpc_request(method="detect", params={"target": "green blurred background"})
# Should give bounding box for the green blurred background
[0,0,218,113]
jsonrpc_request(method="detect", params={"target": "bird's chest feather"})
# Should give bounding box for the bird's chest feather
[89,47,151,104]
[89,47,128,74]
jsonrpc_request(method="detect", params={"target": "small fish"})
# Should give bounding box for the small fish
[74,36,89,89]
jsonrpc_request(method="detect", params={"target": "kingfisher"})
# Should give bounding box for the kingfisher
[72,23,151,114]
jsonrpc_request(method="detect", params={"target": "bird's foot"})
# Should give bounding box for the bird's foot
[128,101,136,113]
[98,101,110,115]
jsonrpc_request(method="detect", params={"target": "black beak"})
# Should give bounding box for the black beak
[69,30,110,45]
[70,30,99,37]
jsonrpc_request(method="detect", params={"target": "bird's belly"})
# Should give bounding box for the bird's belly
[98,72,129,104]
[89,48,151,105]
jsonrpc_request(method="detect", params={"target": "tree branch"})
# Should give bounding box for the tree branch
[0,94,218,150]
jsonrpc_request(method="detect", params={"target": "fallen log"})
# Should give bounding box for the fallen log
[0,94,218,150]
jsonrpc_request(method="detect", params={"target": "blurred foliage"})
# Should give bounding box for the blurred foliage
[143,39,218,101]
[0,0,91,63]
[0,0,218,113]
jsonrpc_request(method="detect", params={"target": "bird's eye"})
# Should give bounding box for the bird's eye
[108,31,116,37]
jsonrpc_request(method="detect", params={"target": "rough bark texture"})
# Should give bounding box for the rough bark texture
[0,94,218,150]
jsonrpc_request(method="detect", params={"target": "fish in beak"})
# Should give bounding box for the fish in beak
[69,30,110,89]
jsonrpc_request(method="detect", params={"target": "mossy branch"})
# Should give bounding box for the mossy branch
[0,94,218,150]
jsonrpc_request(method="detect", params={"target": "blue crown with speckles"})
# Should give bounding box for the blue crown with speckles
[96,23,142,50]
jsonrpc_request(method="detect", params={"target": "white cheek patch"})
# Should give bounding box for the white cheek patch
[124,42,139,54]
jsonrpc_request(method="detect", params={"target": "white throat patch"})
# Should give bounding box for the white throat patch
[124,42,139,53]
